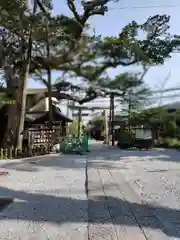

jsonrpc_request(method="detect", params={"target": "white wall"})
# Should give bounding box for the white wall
[58,100,73,119]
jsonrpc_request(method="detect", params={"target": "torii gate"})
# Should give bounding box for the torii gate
[68,104,116,144]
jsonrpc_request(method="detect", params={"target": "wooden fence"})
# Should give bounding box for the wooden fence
[0,146,54,159]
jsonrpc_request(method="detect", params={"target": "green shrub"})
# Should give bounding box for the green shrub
[156,137,180,148]
[117,130,132,143]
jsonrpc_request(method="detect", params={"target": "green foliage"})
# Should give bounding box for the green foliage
[164,119,176,136]
[121,75,150,115]
[156,137,180,148]
[1,0,180,81]
[1,1,180,99]
[131,107,166,124]
[117,129,132,142]
[90,115,104,127]
[99,15,180,68]
[88,115,105,138]
[68,120,84,136]
[131,107,180,141]
[1,0,180,138]
[104,72,141,91]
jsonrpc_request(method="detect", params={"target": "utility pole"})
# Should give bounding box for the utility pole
[158,72,171,138]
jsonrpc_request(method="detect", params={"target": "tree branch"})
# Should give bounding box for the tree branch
[67,0,82,25]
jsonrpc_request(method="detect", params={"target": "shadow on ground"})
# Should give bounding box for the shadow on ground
[0,144,179,172]
[0,186,179,238]
[89,143,180,163]
[0,154,88,172]
[0,150,120,172]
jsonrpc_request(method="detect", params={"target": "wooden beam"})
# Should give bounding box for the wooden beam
[68,105,110,110]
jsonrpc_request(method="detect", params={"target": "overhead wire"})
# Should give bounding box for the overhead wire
[74,3,180,12]
[74,88,180,104]
[65,88,180,113]
[59,2,180,110]
[107,3,180,10]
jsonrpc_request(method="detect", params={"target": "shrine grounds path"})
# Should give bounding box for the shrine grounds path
[0,141,180,239]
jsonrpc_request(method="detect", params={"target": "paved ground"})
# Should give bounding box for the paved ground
[0,153,88,240]
[0,142,180,239]
[88,144,180,239]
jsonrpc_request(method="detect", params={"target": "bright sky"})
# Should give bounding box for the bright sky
[28,0,180,119]
[28,0,180,90]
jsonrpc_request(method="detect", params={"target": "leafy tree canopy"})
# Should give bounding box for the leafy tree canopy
[0,1,180,106]
[1,0,180,83]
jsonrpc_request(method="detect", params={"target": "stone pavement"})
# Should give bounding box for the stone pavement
[0,153,88,240]
[87,144,180,239]
[0,142,180,239]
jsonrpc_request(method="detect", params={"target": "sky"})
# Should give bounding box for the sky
[28,0,180,118]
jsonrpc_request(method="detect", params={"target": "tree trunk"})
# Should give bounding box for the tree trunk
[15,62,30,149]
[47,60,53,128]
[1,66,19,148]
[2,104,18,148]
[1,105,18,148]
[1,0,37,149]
[15,0,37,149]
[46,20,53,128]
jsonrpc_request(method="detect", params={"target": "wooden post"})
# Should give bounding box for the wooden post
[108,94,112,144]
[4,149,8,159]
[128,91,132,133]
[0,148,3,159]
[104,109,109,144]
[111,93,115,146]
[9,148,12,158]
[77,107,82,139]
